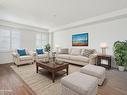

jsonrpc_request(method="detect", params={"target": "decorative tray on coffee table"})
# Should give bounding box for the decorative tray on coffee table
[55,60,64,65]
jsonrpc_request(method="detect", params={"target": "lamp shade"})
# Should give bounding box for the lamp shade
[55,44,60,48]
[100,42,108,48]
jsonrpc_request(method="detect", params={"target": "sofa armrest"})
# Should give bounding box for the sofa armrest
[89,53,97,59]
[32,52,36,56]
[12,53,19,58]
[89,53,98,64]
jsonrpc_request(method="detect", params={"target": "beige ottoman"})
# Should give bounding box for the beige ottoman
[61,72,98,95]
[80,64,106,85]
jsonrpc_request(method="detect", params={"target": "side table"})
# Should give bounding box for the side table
[97,55,111,69]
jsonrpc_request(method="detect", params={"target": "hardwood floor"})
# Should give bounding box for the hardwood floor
[98,69,127,95]
[0,64,36,95]
[0,63,127,95]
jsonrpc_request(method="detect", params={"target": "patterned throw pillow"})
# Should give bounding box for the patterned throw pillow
[81,49,93,57]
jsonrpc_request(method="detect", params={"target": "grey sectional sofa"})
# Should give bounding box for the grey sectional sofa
[56,48,97,66]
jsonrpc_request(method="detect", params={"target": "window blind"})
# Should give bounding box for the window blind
[36,33,48,48]
[0,28,20,51]
[0,29,10,51]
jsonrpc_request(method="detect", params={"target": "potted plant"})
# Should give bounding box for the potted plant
[44,43,51,58]
[113,41,127,71]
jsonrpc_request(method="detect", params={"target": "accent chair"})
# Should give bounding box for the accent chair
[33,48,49,62]
[12,48,34,66]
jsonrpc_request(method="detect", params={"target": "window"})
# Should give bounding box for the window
[0,28,20,51]
[36,33,42,48]
[0,29,10,51]
[11,31,20,49]
[42,33,48,47]
[36,33,48,48]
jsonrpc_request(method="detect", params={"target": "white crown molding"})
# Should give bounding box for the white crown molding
[0,19,49,32]
[52,8,127,32]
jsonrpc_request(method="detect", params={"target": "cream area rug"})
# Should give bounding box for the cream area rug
[11,64,81,95]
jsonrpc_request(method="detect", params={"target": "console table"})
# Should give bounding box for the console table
[97,55,111,69]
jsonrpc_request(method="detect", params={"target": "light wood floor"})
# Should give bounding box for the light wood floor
[0,63,127,95]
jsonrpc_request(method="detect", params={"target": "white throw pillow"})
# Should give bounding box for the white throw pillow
[70,48,81,55]
[59,48,69,54]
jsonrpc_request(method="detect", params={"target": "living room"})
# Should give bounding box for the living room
[0,0,127,95]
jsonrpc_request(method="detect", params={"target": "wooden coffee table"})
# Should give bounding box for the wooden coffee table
[36,61,69,83]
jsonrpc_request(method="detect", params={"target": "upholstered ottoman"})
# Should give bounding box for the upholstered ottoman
[61,72,98,95]
[80,64,105,85]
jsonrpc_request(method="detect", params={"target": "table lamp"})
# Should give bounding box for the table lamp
[100,42,108,55]
[55,44,60,52]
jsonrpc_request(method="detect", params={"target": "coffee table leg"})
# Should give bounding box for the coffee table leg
[66,65,68,75]
[52,71,55,83]
[36,64,38,73]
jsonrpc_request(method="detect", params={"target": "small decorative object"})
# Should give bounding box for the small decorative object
[72,33,88,46]
[44,43,51,58]
[100,42,108,55]
[52,51,56,62]
[42,58,49,63]
[113,41,127,71]
[55,60,64,65]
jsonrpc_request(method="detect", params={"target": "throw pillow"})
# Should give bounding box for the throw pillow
[59,48,69,54]
[81,49,93,57]
[17,49,27,56]
[70,48,81,55]
[36,48,44,55]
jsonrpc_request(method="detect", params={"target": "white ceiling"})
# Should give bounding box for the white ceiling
[0,0,127,29]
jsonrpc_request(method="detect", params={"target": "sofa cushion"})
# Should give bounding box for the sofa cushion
[70,55,89,62]
[20,56,33,61]
[70,48,81,55]
[81,49,95,57]
[59,48,69,54]
[37,54,47,59]
[17,49,27,56]
[57,54,71,59]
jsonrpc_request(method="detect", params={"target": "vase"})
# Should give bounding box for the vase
[118,66,125,71]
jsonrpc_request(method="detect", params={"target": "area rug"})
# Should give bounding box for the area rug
[11,64,81,95]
